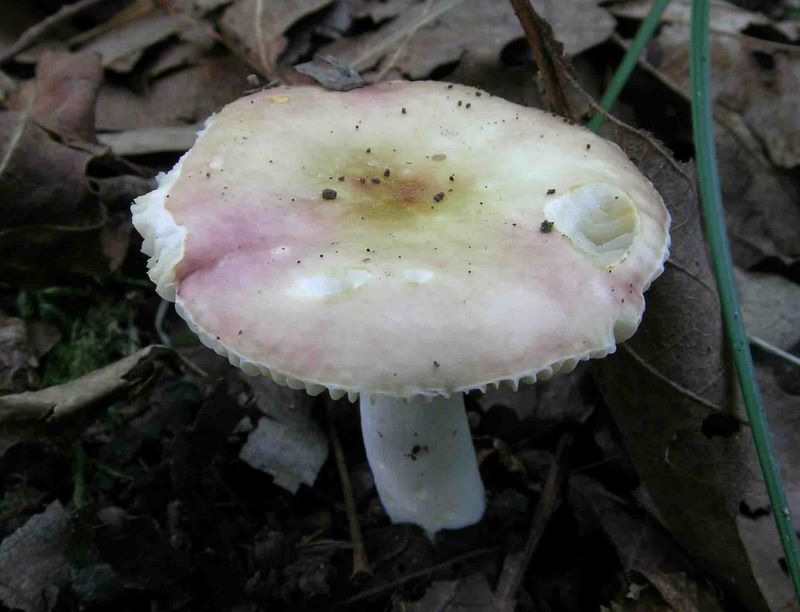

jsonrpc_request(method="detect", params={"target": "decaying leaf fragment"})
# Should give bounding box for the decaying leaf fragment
[218,0,334,76]
[95,55,253,131]
[0,501,70,612]
[0,51,132,284]
[238,378,328,493]
[0,345,173,457]
[320,0,614,80]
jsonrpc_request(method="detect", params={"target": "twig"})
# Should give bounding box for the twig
[0,0,108,65]
[172,351,210,380]
[749,335,800,368]
[254,0,272,78]
[507,0,573,119]
[334,545,500,607]
[328,414,371,579]
[494,432,572,609]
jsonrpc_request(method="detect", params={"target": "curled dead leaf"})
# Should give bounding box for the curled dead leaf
[0,51,152,284]
[0,345,174,457]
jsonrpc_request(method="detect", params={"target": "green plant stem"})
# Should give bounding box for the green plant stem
[587,0,671,132]
[690,0,800,602]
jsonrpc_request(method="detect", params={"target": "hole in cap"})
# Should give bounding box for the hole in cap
[544,184,639,266]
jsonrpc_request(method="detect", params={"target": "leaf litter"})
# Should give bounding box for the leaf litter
[610,0,800,266]
[0,0,798,610]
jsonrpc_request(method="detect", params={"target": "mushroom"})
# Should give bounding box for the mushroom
[131,81,670,537]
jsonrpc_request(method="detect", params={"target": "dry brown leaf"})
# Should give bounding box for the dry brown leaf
[351,0,418,23]
[144,40,210,80]
[0,52,138,284]
[0,109,124,283]
[737,268,800,351]
[78,10,185,72]
[95,55,252,131]
[610,0,800,265]
[594,119,796,610]
[97,124,203,156]
[30,50,104,151]
[218,0,334,76]
[0,110,93,229]
[714,111,800,267]
[570,475,695,574]
[0,501,70,612]
[0,345,172,457]
[320,0,613,80]
[570,475,724,611]
[735,364,800,611]
[94,83,159,131]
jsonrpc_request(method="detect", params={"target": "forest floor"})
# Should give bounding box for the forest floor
[1,1,800,611]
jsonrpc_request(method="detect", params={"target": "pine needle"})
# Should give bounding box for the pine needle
[586,0,671,132]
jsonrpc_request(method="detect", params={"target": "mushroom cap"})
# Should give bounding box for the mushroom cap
[132,81,670,400]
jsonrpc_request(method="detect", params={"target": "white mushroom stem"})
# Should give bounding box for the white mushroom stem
[359,393,485,538]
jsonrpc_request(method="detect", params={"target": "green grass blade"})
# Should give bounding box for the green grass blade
[690,0,800,601]
[586,0,672,132]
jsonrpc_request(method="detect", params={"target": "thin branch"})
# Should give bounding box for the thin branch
[494,432,572,609]
[749,335,800,369]
[507,0,573,119]
[0,0,108,65]
[328,415,371,579]
[254,0,272,77]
